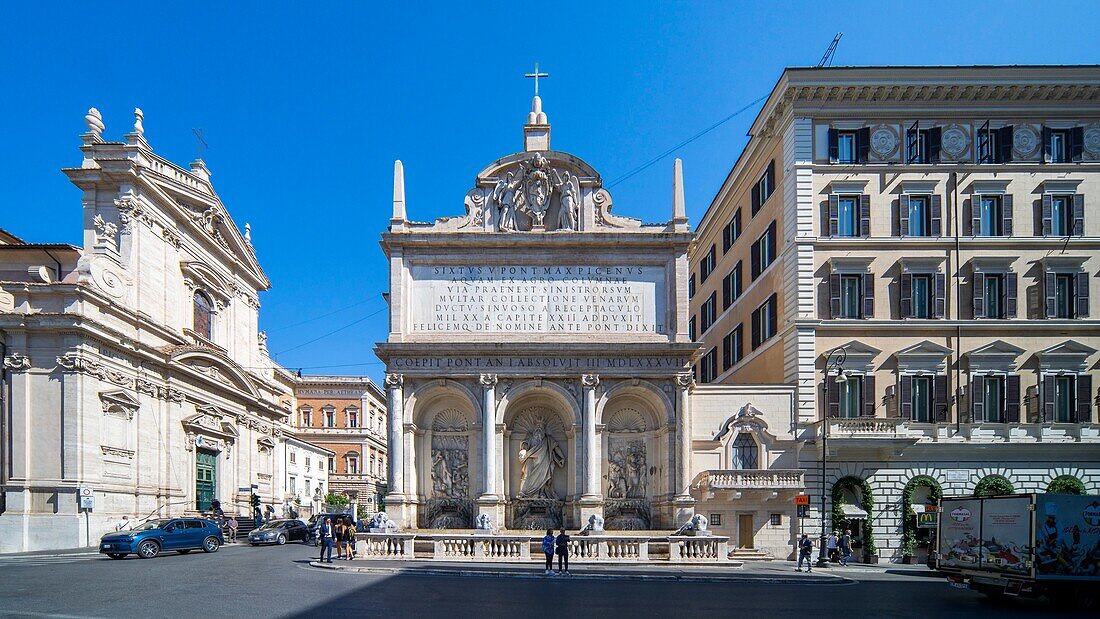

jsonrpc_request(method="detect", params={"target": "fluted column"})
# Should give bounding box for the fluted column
[384,373,405,499]
[581,374,601,499]
[479,373,499,499]
[675,372,694,498]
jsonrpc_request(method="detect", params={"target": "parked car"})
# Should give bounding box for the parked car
[248,519,310,545]
[99,518,223,559]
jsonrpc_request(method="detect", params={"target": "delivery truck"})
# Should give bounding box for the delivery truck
[936,493,1100,609]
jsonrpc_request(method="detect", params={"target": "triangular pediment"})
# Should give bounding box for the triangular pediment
[99,389,141,409]
[1040,340,1097,358]
[969,340,1026,358]
[896,340,953,358]
[831,341,882,359]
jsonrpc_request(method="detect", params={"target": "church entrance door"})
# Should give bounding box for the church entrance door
[738,514,754,549]
[196,450,217,511]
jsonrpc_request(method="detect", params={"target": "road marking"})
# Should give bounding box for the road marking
[0,611,109,619]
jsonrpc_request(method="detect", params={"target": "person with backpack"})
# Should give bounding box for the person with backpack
[541,529,556,575]
[796,533,814,572]
[555,529,570,575]
[345,517,357,560]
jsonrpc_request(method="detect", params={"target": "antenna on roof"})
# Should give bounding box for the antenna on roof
[818,32,843,67]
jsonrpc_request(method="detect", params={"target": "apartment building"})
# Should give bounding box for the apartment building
[691,66,1100,561]
[294,376,388,510]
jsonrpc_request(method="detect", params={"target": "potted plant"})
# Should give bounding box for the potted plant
[900,530,916,564]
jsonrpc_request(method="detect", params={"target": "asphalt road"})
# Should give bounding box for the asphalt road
[0,543,1092,619]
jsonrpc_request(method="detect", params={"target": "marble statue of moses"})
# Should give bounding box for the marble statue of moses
[517,422,565,499]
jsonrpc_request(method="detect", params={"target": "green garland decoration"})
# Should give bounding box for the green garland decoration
[974,474,1015,497]
[900,475,943,557]
[1047,475,1086,495]
[831,475,877,556]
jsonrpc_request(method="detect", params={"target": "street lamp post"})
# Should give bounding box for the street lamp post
[817,346,847,567]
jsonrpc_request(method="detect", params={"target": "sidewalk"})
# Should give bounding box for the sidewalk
[307,558,853,584]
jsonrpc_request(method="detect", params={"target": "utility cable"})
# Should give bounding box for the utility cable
[606,93,770,189]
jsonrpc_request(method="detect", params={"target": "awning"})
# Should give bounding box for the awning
[841,504,868,518]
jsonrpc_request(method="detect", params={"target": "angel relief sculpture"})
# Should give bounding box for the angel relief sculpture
[480,155,581,232]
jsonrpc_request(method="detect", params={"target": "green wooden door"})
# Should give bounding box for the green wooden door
[196,450,217,511]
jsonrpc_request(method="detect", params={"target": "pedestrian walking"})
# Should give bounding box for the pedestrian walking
[541,529,556,575]
[226,516,238,543]
[318,517,335,563]
[796,534,814,572]
[839,529,853,566]
[555,529,570,575]
[115,515,132,532]
[826,531,839,563]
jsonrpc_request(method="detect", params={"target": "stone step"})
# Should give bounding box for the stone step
[727,548,774,561]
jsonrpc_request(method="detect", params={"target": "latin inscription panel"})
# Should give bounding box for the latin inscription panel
[410,265,665,334]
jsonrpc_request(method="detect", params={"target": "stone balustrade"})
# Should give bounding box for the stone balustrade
[431,535,531,561]
[826,417,907,438]
[668,536,729,562]
[696,469,805,491]
[395,534,723,563]
[359,533,415,559]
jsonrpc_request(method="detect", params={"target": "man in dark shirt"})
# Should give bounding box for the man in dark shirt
[555,529,570,575]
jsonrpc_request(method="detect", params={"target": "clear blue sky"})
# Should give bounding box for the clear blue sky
[2,1,1097,382]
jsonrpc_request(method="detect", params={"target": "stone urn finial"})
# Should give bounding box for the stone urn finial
[84,107,105,136]
[133,107,144,136]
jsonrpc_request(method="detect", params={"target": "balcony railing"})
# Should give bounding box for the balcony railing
[694,469,805,492]
[826,417,908,439]
[816,419,1099,443]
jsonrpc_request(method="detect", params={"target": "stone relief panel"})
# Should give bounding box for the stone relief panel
[1012,123,1042,161]
[607,438,646,500]
[1084,123,1100,162]
[939,123,971,162]
[604,407,653,530]
[424,408,472,529]
[869,124,900,162]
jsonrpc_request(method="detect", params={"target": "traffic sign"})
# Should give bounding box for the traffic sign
[78,485,94,498]
[80,495,95,510]
[795,495,810,506]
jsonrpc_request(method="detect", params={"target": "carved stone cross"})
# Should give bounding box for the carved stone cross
[524,62,549,96]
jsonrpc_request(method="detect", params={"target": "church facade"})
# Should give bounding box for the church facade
[0,109,334,552]
[377,95,702,532]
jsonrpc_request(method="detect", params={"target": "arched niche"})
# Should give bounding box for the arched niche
[599,386,667,530]
[405,380,479,529]
[501,386,577,530]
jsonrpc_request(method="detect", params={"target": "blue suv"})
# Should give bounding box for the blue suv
[99,518,224,559]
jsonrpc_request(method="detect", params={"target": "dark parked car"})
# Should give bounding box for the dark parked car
[99,518,223,559]
[248,519,310,545]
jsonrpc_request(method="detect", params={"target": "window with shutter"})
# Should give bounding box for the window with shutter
[826,373,841,418]
[1041,194,1054,236]
[900,375,913,420]
[1002,194,1014,236]
[1042,374,1056,422]
[830,272,841,319]
[934,375,949,422]
[1042,126,1053,163]
[997,126,1013,163]
[750,238,761,279]
[899,195,911,236]
[689,315,697,341]
[839,377,862,418]
[1070,127,1085,162]
[976,121,991,164]
[1076,374,1093,423]
[973,271,985,318]
[971,374,986,422]
[859,194,871,237]
[930,195,943,236]
[689,272,696,299]
[857,127,871,163]
[1006,272,1018,318]
[900,272,913,318]
[828,194,839,236]
[862,374,876,417]
[934,272,946,319]
[862,272,875,319]
[928,127,942,163]
[906,121,919,164]
[836,131,857,164]
[827,128,839,163]
[1077,270,1090,318]
[1072,194,1085,236]
[750,307,761,350]
[1005,375,1021,423]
